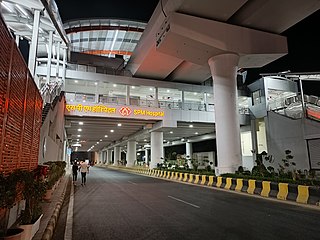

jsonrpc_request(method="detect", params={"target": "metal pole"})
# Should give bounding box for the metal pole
[28,9,41,77]
[299,78,306,117]
[46,31,53,84]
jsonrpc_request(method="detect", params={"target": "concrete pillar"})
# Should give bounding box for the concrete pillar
[126,140,136,167]
[181,90,185,110]
[107,149,112,164]
[126,85,130,105]
[145,148,149,165]
[150,131,163,169]
[208,53,241,175]
[186,142,193,169]
[62,47,67,85]
[155,87,159,107]
[46,31,53,84]
[28,9,41,78]
[114,146,121,166]
[251,119,258,164]
[56,41,60,79]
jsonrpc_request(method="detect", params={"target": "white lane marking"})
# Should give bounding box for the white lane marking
[128,181,137,185]
[168,195,200,209]
[64,182,74,240]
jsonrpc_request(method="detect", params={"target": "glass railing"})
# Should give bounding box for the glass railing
[268,93,320,121]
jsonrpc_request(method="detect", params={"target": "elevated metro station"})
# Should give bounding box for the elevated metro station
[1,1,320,238]
[1,1,320,176]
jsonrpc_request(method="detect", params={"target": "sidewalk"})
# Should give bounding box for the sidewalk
[33,173,70,240]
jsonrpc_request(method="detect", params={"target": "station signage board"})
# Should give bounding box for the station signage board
[65,102,165,120]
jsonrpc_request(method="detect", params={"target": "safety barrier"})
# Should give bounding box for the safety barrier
[105,166,320,207]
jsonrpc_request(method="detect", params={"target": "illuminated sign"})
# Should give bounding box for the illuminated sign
[134,109,164,117]
[66,104,116,113]
[119,106,132,116]
[65,104,165,118]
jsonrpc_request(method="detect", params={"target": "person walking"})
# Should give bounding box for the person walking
[72,161,79,183]
[79,160,89,186]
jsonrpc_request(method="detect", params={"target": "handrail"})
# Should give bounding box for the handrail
[40,82,63,105]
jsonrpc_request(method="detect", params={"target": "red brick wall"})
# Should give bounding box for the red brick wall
[0,14,42,175]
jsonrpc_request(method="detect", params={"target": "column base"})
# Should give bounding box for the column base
[215,166,238,176]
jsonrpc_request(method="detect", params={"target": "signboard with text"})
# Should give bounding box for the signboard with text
[65,102,165,120]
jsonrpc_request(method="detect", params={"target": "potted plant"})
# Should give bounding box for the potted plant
[43,161,66,201]
[19,168,46,240]
[0,170,24,239]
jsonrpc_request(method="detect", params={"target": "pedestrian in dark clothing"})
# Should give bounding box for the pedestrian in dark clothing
[72,161,79,182]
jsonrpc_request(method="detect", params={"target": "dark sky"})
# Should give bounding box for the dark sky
[55,0,159,22]
[54,1,319,95]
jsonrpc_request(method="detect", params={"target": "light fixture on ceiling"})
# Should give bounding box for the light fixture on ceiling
[113,84,117,87]
[131,86,135,89]
[15,4,29,17]
[26,24,32,30]
[94,82,98,85]
[189,124,193,128]
[74,80,78,83]
[77,135,81,137]
[100,139,102,141]
[104,135,108,138]
[79,122,83,125]
[110,129,114,133]
[117,123,122,127]
[77,129,82,132]
[195,132,199,135]
[2,2,13,13]
[170,131,173,134]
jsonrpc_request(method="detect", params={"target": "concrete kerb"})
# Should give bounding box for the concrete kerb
[106,165,320,208]
[41,174,70,240]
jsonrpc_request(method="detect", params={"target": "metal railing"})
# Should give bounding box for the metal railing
[40,82,63,105]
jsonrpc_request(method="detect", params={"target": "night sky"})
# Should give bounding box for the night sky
[54,1,320,94]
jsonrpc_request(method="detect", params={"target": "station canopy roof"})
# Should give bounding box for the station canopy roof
[64,18,147,63]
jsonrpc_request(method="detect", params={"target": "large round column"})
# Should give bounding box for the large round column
[186,142,193,169]
[126,140,136,167]
[106,149,112,165]
[114,146,121,166]
[150,132,163,169]
[208,53,242,175]
[145,148,149,166]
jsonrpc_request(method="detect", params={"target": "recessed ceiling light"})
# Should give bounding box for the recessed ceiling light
[170,131,173,134]
[117,123,122,127]
[104,135,108,138]
[77,135,81,137]
[113,84,117,87]
[149,88,153,91]
[77,139,79,141]
[96,142,99,144]
[74,80,78,83]
[195,132,199,135]
[79,122,83,125]
[131,86,135,89]
[189,124,194,128]
[144,139,147,142]
[100,139,102,141]
[78,129,82,132]
[167,89,170,93]
[193,92,197,95]
[110,129,114,133]
[94,82,98,85]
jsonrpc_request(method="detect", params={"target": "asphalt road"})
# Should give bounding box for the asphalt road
[53,166,320,240]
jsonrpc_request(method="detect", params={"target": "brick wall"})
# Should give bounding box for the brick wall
[0,14,42,175]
